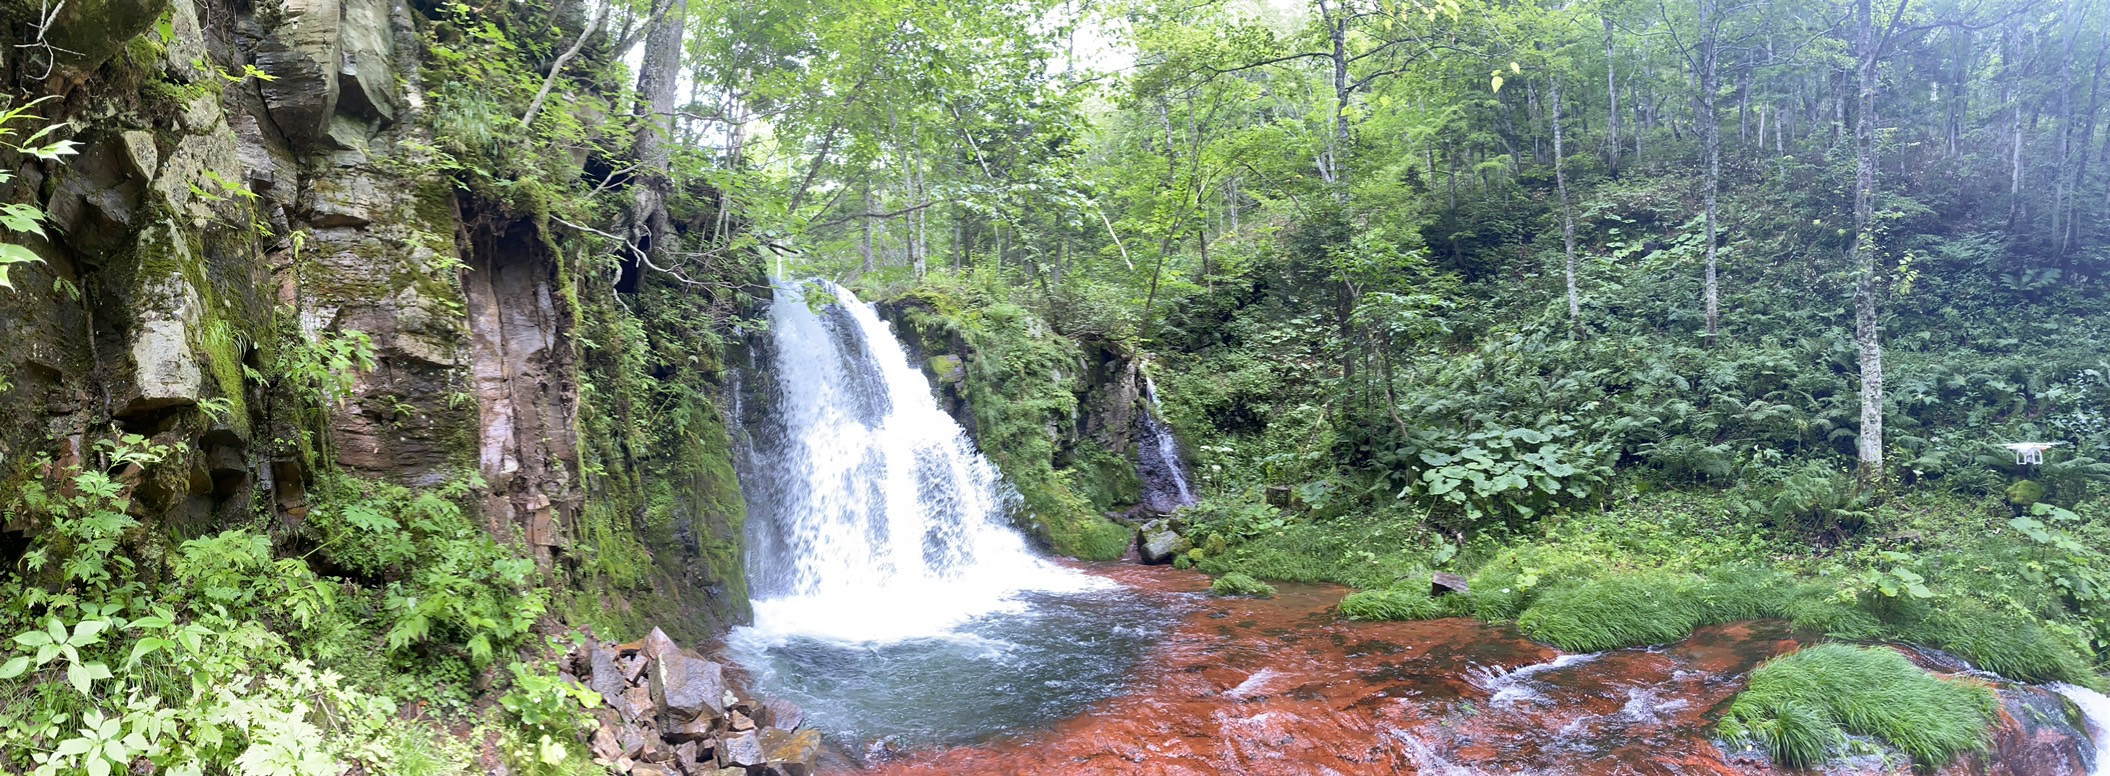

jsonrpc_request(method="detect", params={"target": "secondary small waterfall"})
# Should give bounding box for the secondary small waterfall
[737,279,1097,644]
[2053,684,2110,775]
[1137,375,1198,513]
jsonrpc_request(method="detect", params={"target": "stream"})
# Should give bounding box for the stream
[727,280,2110,775]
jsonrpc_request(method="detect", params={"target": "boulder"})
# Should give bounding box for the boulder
[757,697,804,731]
[1140,528,1189,565]
[760,728,822,776]
[651,648,728,724]
[720,731,766,768]
[587,642,629,708]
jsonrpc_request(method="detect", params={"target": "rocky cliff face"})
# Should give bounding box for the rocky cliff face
[0,0,754,638]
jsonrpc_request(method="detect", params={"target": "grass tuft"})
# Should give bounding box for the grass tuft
[1720,644,1996,770]
[1210,572,1277,598]
[1339,589,1447,620]
[1516,574,1708,652]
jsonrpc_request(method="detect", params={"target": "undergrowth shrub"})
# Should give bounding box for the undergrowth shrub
[1720,644,1996,769]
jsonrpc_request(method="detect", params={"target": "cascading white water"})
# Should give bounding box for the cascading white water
[2053,684,2110,775]
[737,279,1100,644]
[1137,375,1198,513]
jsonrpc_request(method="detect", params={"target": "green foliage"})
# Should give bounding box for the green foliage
[1339,589,1447,621]
[890,278,1132,560]
[305,474,546,668]
[1720,644,1996,770]
[0,96,80,290]
[1209,572,1276,598]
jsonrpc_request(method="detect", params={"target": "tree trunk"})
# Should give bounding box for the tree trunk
[630,0,689,259]
[1554,75,1581,336]
[860,180,876,273]
[1851,0,1886,485]
[1605,15,1622,176]
[1699,0,1724,345]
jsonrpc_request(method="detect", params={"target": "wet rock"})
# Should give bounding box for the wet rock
[1432,572,1470,597]
[757,697,804,731]
[650,647,728,724]
[1140,526,1189,565]
[760,727,822,776]
[721,731,766,768]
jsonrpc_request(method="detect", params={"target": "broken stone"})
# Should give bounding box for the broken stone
[650,647,727,724]
[628,765,671,776]
[619,724,649,759]
[667,715,715,743]
[760,728,822,776]
[589,724,621,761]
[622,685,654,722]
[758,697,804,731]
[618,653,648,684]
[720,731,765,768]
[638,626,681,661]
[588,642,629,709]
[727,710,755,732]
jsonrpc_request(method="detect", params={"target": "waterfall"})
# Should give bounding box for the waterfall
[737,279,1099,644]
[1137,374,1198,513]
[2053,684,2110,775]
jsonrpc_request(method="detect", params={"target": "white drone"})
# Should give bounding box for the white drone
[2001,442,2064,466]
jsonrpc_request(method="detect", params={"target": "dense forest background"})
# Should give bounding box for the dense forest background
[723,0,2110,760]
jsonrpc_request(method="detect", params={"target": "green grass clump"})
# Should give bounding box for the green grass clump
[1720,644,1997,769]
[1192,516,1431,589]
[1882,598,2096,684]
[1210,572,1277,597]
[1517,574,1709,652]
[1339,589,1446,620]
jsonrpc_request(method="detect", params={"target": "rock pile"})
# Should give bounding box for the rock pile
[565,628,818,776]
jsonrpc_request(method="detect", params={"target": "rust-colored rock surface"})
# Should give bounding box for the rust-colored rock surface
[856,565,2093,776]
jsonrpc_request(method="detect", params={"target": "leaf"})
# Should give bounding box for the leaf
[66,662,92,695]
[0,656,29,678]
[1491,71,1504,93]
[70,619,107,645]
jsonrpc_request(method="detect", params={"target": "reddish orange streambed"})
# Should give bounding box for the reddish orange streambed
[848,564,2094,776]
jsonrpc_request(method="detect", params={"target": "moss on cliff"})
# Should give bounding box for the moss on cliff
[885,279,1132,561]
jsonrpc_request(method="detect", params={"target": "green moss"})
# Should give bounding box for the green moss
[1038,510,1133,561]
[1210,572,1276,598]
[1720,644,1996,769]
